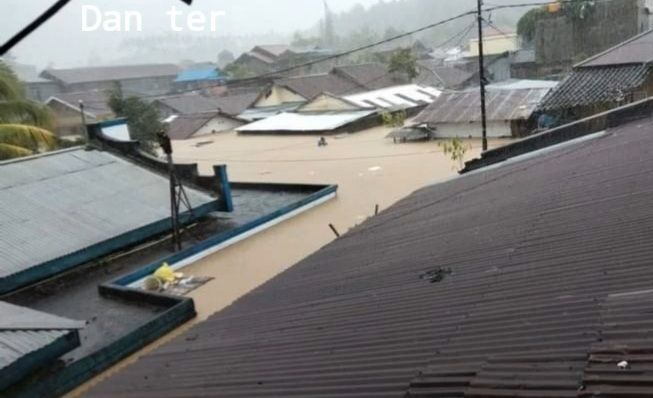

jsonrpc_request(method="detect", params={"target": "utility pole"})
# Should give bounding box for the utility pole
[476,0,488,151]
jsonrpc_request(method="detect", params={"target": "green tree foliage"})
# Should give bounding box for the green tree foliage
[516,7,548,45]
[0,61,57,160]
[380,110,406,128]
[108,85,162,153]
[439,138,470,171]
[562,0,596,20]
[387,48,418,81]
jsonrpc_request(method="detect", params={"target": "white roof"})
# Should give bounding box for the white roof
[344,85,441,110]
[485,79,559,91]
[237,110,375,132]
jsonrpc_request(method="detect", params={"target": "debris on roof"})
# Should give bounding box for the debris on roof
[86,107,653,398]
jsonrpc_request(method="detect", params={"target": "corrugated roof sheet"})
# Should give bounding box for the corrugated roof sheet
[332,63,400,91]
[153,93,220,115]
[344,84,441,110]
[538,65,650,111]
[210,92,260,116]
[277,73,364,100]
[416,88,550,124]
[47,90,114,118]
[416,61,476,89]
[42,64,179,85]
[0,301,84,331]
[0,148,215,283]
[237,103,303,122]
[88,111,653,398]
[237,110,375,133]
[579,29,653,67]
[175,67,224,83]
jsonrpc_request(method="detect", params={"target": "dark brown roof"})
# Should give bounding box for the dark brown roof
[416,61,476,89]
[276,73,364,99]
[165,112,217,140]
[579,29,653,67]
[332,62,400,90]
[152,93,220,115]
[41,64,179,85]
[210,92,259,116]
[538,65,650,111]
[87,108,653,397]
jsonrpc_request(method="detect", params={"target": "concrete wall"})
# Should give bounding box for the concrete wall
[192,115,243,137]
[469,34,520,57]
[535,0,647,72]
[435,121,512,138]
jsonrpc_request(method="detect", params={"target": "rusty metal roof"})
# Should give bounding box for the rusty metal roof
[87,112,653,398]
[416,87,550,124]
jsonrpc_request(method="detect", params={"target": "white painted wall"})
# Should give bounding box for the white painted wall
[193,115,243,137]
[434,121,511,138]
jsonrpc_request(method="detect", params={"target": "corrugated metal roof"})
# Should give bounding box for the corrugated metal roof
[41,64,179,85]
[344,85,441,110]
[277,74,365,100]
[88,109,653,398]
[579,29,653,67]
[416,88,550,124]
[237,103,303,122]
[47,90,114,118]
[153,93,221,115]
[0,148,215,283]
[237,110,375,133]
[0,301,84,331]
[538,65,650,111]
[0,330,70,370]
[175,68,224,83]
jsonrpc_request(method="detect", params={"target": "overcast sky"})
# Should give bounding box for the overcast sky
[0,0,380,67]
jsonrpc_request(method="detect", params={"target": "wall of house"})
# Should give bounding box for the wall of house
[26,81,60,102]
[254,85,306,107]
[434,121,512,138]
[192,116,243,137]
[469,34,520,57]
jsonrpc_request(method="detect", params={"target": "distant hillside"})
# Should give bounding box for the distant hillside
[320,0,540,49]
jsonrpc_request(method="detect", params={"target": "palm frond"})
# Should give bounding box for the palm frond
[0,143,32,160]
[0,100,55,130]
[0,124,57,151]
[0,62,25,100]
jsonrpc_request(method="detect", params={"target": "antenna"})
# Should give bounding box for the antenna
[157,131,194,252]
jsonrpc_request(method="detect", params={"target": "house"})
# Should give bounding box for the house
[85,99,653,398]
[538,29,653,121]
[230,45,291,76]
[1,121,337,398]
[468,26,520,57]
[5,60,60,102]
[252,63,403,108]
[165,111,243,140]
[372,38,432,61]
[237,93,378,135]
[416,60,477,89]
[174,63,226,91]
[414,86,552,138]
[45,90,115,138]
[40,64,179,96]
[446,51,513,83]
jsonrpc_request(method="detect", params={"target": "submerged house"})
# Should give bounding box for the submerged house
[165,111,243,140]
[86,98,653,398]
[415,86,551,138]
[538,29,653,121]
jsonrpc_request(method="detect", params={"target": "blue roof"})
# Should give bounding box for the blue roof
[175,67,225,83]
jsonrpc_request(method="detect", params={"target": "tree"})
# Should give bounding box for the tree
[0,61,57,160]
[439,138,471,171]
[380,110,406,128]
[108,85,162,154]
[217,49,235,69]
[387,48,418,81]
[516,7,548,45]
